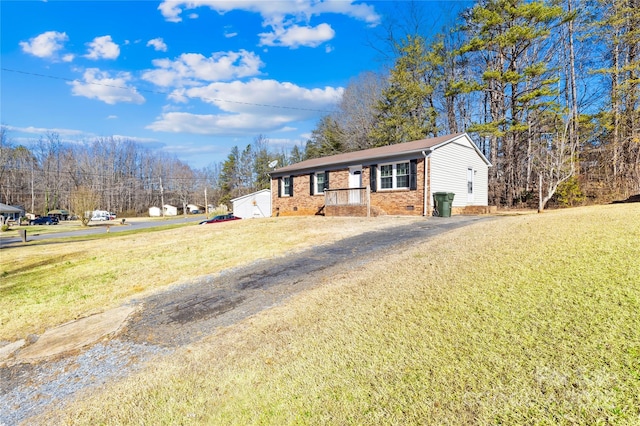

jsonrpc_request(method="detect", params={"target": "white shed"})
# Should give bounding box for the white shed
[149,206,161,217]
[163,205,178,216]
[231,189,272,219]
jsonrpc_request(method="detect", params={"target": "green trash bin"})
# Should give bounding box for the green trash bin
[433,192,454,217]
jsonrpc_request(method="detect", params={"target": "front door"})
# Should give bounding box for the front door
[349,166,362,204]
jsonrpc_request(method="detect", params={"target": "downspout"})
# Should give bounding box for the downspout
[422,150,431,216]
[268,173,273,217]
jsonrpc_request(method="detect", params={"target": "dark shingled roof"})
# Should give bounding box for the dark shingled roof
[272,133,466,175]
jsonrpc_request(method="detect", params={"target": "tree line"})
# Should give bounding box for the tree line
[305,0,639,209]
[1,0,638,220]
[0,129,291,220]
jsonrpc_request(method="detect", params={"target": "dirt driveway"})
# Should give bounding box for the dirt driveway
[1,215,492,425]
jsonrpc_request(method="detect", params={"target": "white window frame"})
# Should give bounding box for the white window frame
[315,172,326,195]
[378,161,410,190]
[282,176,291,197]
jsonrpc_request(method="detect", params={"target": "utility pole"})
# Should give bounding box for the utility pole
[204,187,208,215]
[159,177,165,218]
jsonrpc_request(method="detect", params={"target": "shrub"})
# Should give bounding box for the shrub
[556,176,586,207]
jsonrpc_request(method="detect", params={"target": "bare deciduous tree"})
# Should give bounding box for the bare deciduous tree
[70,186,100,226]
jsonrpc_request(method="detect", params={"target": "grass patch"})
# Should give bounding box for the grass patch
[44,204,640,425]
[0,216,418,341]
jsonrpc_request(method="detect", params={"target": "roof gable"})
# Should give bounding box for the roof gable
[272,133,489,176]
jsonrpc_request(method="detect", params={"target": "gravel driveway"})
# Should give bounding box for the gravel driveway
[1,215,492,425]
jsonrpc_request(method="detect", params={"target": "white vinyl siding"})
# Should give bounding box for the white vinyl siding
[231,189,271,218]
[430,136,489,207]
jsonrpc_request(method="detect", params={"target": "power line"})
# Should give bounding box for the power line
[1,67,338,113]
[1,166,211,183]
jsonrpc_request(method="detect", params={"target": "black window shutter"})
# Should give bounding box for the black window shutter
[324,170,329,190]
[310,173,315,195]
[370,165,377,192]
[278,177,282,197]
[410,159,418,190]
[289,175,294,196]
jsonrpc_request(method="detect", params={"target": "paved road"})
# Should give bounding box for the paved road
[0,216,203,248]
[1,214,494,425]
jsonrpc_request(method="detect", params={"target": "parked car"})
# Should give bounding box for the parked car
[29,216,59,225]
[90,210,113,221]
[199,214,241,225]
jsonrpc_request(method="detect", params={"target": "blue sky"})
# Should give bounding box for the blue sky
[1,0,464,168]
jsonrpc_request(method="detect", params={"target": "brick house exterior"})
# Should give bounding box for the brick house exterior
[270,133,491,217]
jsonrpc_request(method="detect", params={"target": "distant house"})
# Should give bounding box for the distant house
[149,206,161,217]
[0,203,24,222]
[270,133,491,217]
[186,204,204,214]
[231,189,272,219]
[48,209,71,220]
[163,204,178,216]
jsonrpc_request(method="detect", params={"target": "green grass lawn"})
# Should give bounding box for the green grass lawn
[37,203,640,425]
[0,216,419,341]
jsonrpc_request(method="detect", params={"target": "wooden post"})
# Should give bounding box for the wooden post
[366,185,371,217]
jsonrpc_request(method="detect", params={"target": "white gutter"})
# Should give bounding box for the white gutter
[422,150,431,216]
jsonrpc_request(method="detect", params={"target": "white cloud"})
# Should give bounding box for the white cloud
[107,115,118,119]
[85,35,120,60]
[147,111,298,135]
[159,0,380,25]
[6,125,85,137]
[147,79,342,135]
[147,37,168,52]
[259,23,335,48]
[158,1,380,48]
[19,31,69,60]
[142,50,263,87]
[69,68,145,105]
[181,78,341,114]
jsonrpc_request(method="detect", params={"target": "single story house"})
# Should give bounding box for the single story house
[231,189,272,219]
[48,209,71,220]
[270,133,491,217]
[186,204,205,214]
[0,203,24,222]
[149,205,180,216]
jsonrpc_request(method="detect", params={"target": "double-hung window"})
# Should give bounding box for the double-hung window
[310,171,328,195]
[380,164,393,189]
[282,176,292,196]
[396,163,409,188]
[316,172,326,194]
[379,162,410,190]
